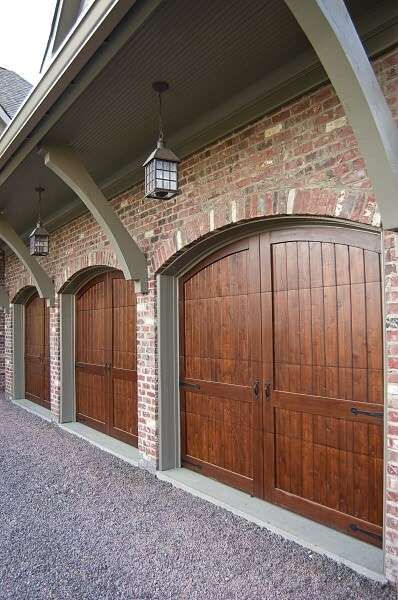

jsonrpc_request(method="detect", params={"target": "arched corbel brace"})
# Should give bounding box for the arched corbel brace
[285,0,398,230]
[0,215,54,306]
[0,285,9,313]
[40,144,148,293]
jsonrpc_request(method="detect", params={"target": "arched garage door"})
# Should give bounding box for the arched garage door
[179,226,383,545]
[25,291,50,409]
[75,271,137,446]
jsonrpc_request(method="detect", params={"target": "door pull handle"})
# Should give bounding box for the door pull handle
[252,380,260,398]
[264,382,271,401]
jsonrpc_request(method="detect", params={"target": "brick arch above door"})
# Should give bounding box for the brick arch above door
[11,284,38,305]
[55,249,120,293]
[152,188,380,274]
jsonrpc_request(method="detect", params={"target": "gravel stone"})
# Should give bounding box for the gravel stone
[0,396,396,600]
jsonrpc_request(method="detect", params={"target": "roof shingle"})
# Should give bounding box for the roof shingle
[0,68,32,119]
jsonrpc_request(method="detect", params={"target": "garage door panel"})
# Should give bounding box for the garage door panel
[180,237,261,494]
[184,295,251,386]
[275,420,383,525]
[25,356,42,401]
[76,369,107,426]
[366,281,383,371]
[184,394,253,480]
[76,306,106,366]
[112,312,135,370]
[111,277,136,371]
[77,279,105,310]
[269,230,383,545]
[181,227,382,544]
[111,374,137,443]
[76,272,137,446]
[275,406,383,454]
[24,292,50,408]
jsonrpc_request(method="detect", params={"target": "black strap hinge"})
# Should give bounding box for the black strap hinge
[351,407,383,418]
[179,380,200,390]
[349,524,382,542]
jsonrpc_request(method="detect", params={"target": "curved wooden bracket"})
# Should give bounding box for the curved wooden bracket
[285,0,398,230]
[41,144,148,293]
[0,215,54,306]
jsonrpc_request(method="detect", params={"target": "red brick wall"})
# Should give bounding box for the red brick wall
[3,44,398,580]
[0,249,5,391]
[385,230,398,581]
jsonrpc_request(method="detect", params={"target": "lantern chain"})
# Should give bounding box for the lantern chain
[158,90,164,145]
[35,186,44,227]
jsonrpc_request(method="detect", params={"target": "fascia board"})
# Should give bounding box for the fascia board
[0,0,135,172]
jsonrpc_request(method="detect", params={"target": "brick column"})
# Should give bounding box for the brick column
[384,230,398,581]
[4,306,12,399]
[49,295,61,420]
[136,277,157,470]
[0,249,5,391]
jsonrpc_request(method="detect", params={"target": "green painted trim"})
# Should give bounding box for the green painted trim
[158,274,180,470]
[12,304,24,401]
[60,293,75,423]
[285,0,398,228]
[43,145,148,293]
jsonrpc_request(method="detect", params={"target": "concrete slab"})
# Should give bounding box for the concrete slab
[12,397,141,468]
[157,467,386,583]
[59,421,141,467]
[12,398,54,423]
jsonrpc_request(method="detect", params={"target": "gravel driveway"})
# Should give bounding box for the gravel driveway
[0,396,395,600]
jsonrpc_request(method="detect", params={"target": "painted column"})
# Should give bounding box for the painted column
[385,230,398,581]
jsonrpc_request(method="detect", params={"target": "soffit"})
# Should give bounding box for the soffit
[0,0,396,238]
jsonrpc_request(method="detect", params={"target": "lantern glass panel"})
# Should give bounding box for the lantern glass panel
[29,232,49,256]
[144,152,179,199]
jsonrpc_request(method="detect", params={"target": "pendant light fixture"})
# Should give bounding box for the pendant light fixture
[143,81,180,200]
[29,186,49,256]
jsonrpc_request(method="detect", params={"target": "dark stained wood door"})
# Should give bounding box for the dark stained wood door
[179,237,263,496]
[180,227,383,546]
[25,291,50,409]
[262,227,383,546]
[75,271,137,446]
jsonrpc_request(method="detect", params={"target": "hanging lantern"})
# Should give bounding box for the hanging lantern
[143,81,180,200]
[29,186,49,256]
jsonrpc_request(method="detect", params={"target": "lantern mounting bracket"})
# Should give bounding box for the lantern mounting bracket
[152,81,169,94]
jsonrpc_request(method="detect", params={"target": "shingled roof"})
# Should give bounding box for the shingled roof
[0,68,32,120]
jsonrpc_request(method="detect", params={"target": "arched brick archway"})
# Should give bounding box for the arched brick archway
[55,249,120,293]
[152,189,380,275]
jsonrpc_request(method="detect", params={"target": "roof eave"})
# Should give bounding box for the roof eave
[0,0,136,175]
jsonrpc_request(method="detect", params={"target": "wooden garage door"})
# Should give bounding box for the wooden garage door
[180,227,383,545]
[25,291,50,409]
[75,271,137,446]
